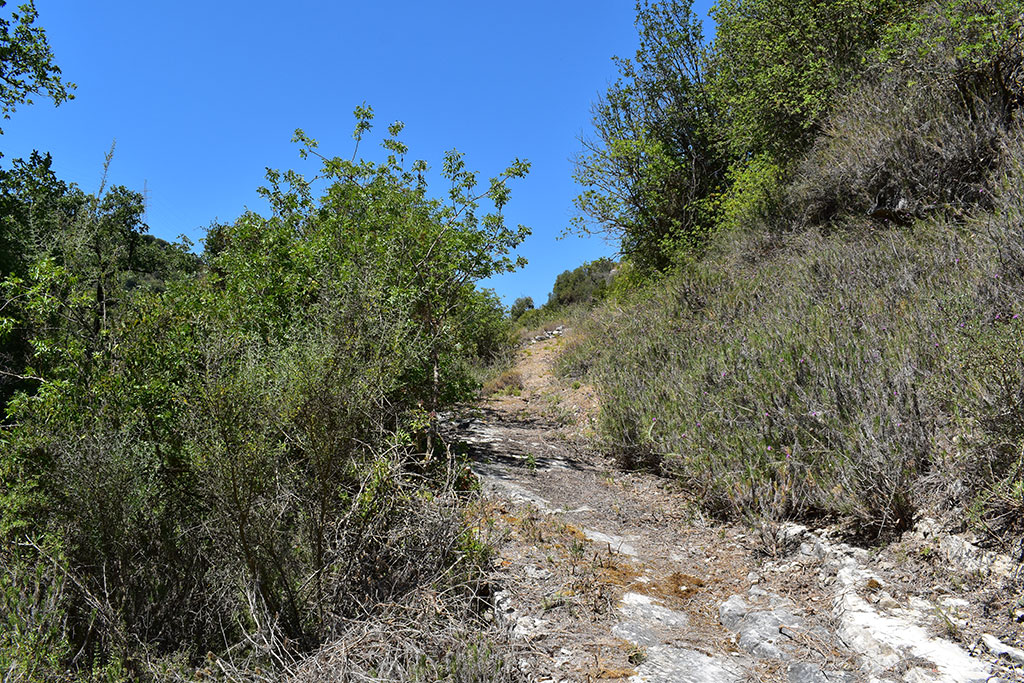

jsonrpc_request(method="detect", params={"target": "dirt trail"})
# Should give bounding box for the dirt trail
[449,331,1022,683]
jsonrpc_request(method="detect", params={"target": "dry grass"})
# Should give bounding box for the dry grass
[176,590,524,683]
[282,598,523,683]
[554,0,1024,543]
[482,369,524,397]
[565,126,1024,541]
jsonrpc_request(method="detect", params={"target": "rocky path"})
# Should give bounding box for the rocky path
[449,331,1023,683]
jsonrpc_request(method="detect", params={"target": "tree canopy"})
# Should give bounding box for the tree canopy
[0,1,73,135]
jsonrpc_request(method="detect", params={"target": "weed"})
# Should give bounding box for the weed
[568,538,588,561]
[934,605,964,642]
[627,646,647,665]
[524,452,537,471]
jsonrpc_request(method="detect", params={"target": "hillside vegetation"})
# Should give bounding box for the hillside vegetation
[564,0,1024,541]
[1,53,526,681]
[2,0,1023,679]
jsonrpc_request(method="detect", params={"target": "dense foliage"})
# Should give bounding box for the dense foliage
[572,1,724,271]
[572,0,962,269]
[709,0,913,161]
[546,258,616,309]
[566,0,1024,541]
[1,92,528,679]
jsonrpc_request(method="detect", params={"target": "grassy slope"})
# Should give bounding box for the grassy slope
[562,134,1024,541]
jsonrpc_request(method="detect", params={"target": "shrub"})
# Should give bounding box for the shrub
[717,154,788,235]
[791,69,1005,226]
[934,130,1024,534]
[0,547,71,682]
[284,597,523,682]
[466,288,516,363]
[791,0,1022,226]
[0,112,527,677]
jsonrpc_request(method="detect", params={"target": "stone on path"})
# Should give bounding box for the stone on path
[628,646,742,683]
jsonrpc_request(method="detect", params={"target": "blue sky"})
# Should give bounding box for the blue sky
[4,1,713,306]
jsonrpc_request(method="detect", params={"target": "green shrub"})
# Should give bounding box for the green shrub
[717,154,788,235]
[1,546,71,682]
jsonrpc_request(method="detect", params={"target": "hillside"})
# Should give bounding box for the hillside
[561,0,1023,544]
[1,0,1023,681]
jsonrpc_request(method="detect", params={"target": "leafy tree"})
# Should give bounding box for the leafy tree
[0,0,74,135]
[0,0,76,411]
[0,153,79,410]
[510,295,534,319]
[0,151,72,277]
[709,0,914,162]
[548,258,617,308]
[1,152,194,385]
[572,0,726,272]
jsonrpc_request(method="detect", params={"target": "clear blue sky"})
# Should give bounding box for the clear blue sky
[4,1,713,306]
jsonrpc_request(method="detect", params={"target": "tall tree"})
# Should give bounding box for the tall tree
[572,0,725,272]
